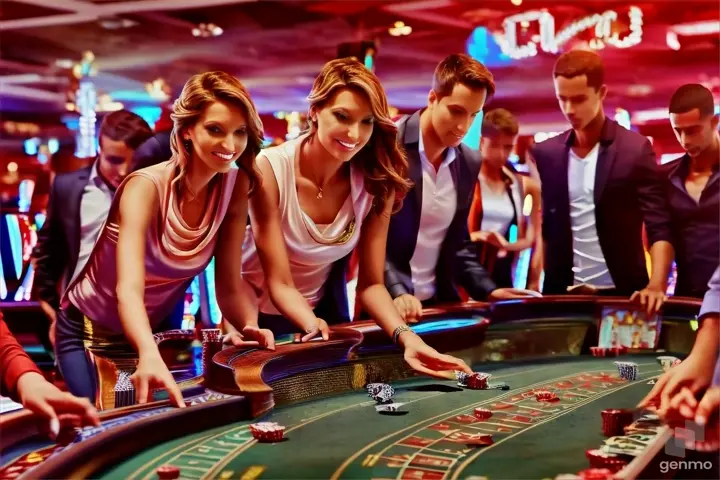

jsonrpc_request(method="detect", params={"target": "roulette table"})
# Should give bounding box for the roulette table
[2,295,717,479]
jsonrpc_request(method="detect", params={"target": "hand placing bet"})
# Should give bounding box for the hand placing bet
[639,353,715,414]
[132,352,185,408]
[223,326,276,350]
[399,330,472,379]
[16,372,100,439]
[301,317,329,342]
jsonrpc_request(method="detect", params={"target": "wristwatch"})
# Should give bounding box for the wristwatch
[392,325,411,345]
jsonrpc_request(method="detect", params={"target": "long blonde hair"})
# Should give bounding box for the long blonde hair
[170,71,263,194]
[307,59,411,212]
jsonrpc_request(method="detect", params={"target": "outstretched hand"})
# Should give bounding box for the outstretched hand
[17,372,100,439]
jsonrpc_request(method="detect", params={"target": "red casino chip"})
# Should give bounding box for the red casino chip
[535,390,559,402]
[601,409,634,437]
[473,407,493,420]
[156,465,181,479]
[577,467,614,479]
[249,422,286,442]
[590,347,607,357]
[466,373,491,390]
[585,449,628,472]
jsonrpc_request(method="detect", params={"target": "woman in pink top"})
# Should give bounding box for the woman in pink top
[57,71,268,407]
[235,59,473,379]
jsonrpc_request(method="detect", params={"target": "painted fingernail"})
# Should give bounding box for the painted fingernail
[50,418,60,438]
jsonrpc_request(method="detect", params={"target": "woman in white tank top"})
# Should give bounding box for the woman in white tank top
[234,59,473,379]
[468,109,541,289]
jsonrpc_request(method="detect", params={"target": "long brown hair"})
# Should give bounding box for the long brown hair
[170,71,263,194]
[307,59,411,212]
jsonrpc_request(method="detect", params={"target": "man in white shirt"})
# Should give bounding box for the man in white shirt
[32,110,153,343]
[385,54,533,322]
[531,50,674,313]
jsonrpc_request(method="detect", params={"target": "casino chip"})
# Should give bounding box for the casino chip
[656,355,680,372]
[614,361,638,381]
[455,371,470,387]
[366,383,395,403]
[457,372,491,390]
[473,408,493,420]
[249,422,286,443]
[576,467,614,479]
[534,390,560,402]
[585,449,628,472]
[375,402,408,415]
[600,409,634,437]
[156,465,181,479]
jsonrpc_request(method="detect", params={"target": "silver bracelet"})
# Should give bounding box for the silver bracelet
[392,325,411,345]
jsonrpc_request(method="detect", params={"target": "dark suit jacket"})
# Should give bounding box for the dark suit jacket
[131,131,172,172]
[32,166,92,309]
[384,110,497,302]
[531,118,672,296]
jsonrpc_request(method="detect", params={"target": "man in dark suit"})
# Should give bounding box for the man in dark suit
[662,84,719,298]
[32,110,153,344]
[385,54,532,322]
[131,130,172,172]
[531,50,673,313]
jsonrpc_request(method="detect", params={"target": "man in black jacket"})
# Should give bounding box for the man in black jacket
[385,54,533,322]
[531,50,673,313]
[32,110,153,343]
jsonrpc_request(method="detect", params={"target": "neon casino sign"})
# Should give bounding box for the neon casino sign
[495,6,644,60]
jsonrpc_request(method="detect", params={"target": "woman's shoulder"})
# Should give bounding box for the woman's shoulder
[258,135,303,163]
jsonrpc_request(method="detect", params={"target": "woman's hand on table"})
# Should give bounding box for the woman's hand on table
[224,326,276,351]
[17,372,100,439]
[489,288,542,300]
[399,331,472,379]
[639,352,715,414]
[132,352,185,408]
[300,317,330,342]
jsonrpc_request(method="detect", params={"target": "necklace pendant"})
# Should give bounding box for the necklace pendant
[316,189,323,200]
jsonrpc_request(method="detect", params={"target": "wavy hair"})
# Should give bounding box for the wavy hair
[170,71,263,194]
[307,59,411,212]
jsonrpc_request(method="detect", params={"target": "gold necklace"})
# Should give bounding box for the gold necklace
[300,145,325,199]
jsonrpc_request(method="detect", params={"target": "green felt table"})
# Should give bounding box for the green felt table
[100,355,662,480]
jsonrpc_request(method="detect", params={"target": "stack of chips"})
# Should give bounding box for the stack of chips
[656,356,680,372]
[600,409,634,437]
[585,449,628,472]
[576,468,614,479]
[249,422,286,442]
[590,347,608,357]
[613,361,638,381]
[201,329,223,381]
[455,371,470,387]
[366,383,395,404]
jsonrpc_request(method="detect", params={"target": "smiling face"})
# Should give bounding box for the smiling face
[553,74,607,130]
[311,87,374,163]
[427,83,487,148]
[183,100,249,173]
